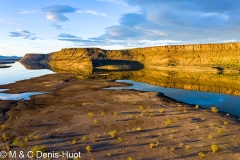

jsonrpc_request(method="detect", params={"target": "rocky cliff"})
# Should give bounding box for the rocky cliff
[105,42,240,71]
[19,42,240,73]
[19,49,93,73]
[19,53,51,69]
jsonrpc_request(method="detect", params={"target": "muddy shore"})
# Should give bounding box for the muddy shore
[0,73,240,160]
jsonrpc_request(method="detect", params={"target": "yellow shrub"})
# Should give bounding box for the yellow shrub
[198,152,206,158]
[211,144,219,153]
[88,112,94,117]
[136,127,142,131]
[81,136,87,141]
[23,137,29,142]
[86,146,92,152]
[108,130,117,138]
[211,107,218,113]
[185,145,191,150]
[33,135,40,141]
[1,134,7,142]
[208,135,214,139]
[217,129,224,134]
[0,124,8,131]
[31,145,47,157]
[158,108,164,113]
[93,119,99,124]
[128,157,133,160]
[149,143,155,148]
[72,139,77,145]
[139,106,144,110]
[149,113,155,117]
[117,137,124,142]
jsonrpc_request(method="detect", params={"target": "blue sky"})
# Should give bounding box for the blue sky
[0,0,240,56]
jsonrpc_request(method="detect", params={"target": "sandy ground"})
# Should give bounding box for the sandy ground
[0,73,240,160]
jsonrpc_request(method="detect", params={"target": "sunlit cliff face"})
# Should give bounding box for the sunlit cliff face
[19,43,240,95]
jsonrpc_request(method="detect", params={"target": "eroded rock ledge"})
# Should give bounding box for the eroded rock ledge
[19,42,240,73]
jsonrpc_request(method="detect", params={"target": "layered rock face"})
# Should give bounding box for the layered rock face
[48,49,93,74]
[105,43,240,70]
[20,49,93,73]
[19,54,51,69]
[19,42,240,73]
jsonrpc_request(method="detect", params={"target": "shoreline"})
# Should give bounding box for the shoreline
[0,73,240,159]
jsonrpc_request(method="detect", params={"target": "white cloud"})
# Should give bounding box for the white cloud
[9,29,39,40]
[19,10,36,15]
[45,12,64,22]
[77,10,108,17]
[218,40,237,43]
[98,0,128,5]
[0,19,18,24]
[42,5,77,22]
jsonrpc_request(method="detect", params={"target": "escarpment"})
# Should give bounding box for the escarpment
[19,53,51,69]
[105,43,240,71]
[20,42,240,73]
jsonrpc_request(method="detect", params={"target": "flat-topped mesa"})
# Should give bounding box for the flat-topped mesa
[48,48,93,74]
[105,42,240,71]
[19,53,50,63]
[19,53,51,69]
[19,42,240,73]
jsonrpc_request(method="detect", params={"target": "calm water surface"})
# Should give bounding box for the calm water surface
[0,62,54,85]
[107,80,240,116]
[1,62,240,116]
[0,89,47,100]
[0,62,53,100]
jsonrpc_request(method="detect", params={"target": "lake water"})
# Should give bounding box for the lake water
[0,62,53,100]
[0,62,54,85]
[107,80,240,116]
[0,89,47,100]
[1,61,240,116]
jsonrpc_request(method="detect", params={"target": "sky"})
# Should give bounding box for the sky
[0,0,240,56]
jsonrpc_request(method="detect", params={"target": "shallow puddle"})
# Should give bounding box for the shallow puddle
[0,89,47,100]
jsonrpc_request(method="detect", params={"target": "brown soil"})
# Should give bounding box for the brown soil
[0,74,240,160]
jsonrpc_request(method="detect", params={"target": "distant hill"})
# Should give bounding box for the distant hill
[0,55,22,59]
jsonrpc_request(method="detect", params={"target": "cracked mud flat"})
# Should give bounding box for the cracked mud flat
[0,73,240,160]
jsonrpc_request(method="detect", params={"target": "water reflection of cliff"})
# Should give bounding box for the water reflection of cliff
[91,68,240,96]
[20,58,240,96]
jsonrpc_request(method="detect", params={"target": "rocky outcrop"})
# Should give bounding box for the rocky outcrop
[104,43,240,71]
[47,49,93,74]
[19,42,240,73]
[19,49,93,73]
[19,54,51,69]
